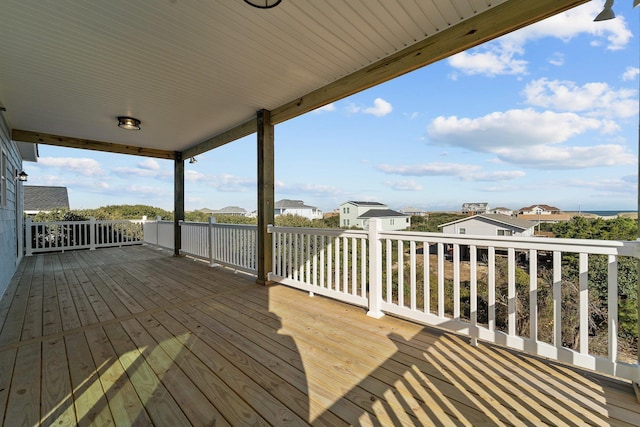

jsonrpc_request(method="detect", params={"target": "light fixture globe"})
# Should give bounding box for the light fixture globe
[243,0,282,9]
[16,171,28,182]
[594,0,615,21]
[117,116,141,130]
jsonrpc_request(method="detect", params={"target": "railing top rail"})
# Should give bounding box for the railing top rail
[269,225,368,238]
[180,221,257,230]
[377,230,639,257]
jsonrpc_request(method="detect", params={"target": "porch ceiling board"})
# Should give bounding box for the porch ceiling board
[0,0,587,156]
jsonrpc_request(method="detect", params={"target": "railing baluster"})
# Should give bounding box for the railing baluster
[470,245,477,346]
[453,243,460,319]
[351,237,357,296]
[438,242,444,318]
[423,242,429,313]
[397,239,404,307]
[553,251,562,348]
[608,254,618,364]
[508,247,516,337]
[579,253,589,354]
[530,249,538,341]
[343,236,348,293]
[386,239,392,303]
[488,246,495,331]
[410,240,416,311]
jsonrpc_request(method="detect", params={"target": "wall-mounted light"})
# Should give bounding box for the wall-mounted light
[15,170,28,182]
[594,0,615,21]
[117,116,141,130]
[189,157,197,164]
[243,0,282,9]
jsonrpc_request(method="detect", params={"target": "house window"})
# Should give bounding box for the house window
[459,228,466,234]
[390,219,394,225]
[497,229,513,236]
[0,148,6,208]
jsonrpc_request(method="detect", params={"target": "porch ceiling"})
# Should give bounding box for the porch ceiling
[0,0,587,159]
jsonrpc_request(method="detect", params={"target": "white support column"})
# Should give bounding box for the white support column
[367,218,384,319]
[25,217,32,256]
[89,216,96,251]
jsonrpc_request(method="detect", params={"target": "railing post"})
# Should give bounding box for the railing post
[208,216,215,267]
[367,218,384,319]
[25,217,32,256]
[89,217,96,250]
[156,215,161,246]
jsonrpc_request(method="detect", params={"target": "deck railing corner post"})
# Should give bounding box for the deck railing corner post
[25,216,32,256]
[89,216,96,250]
[367,218,384,319]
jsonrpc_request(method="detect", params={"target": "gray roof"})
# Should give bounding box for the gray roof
[439,214,535,230]
[275,199,318,210]
[24,186,69,211]
[345,201,386,207]
[215,206,247,214]
[358,209,409,219]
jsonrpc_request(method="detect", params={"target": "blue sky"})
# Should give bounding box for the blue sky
[26,1,640,214]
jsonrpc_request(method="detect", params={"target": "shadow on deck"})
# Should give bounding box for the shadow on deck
[0,245,638,425]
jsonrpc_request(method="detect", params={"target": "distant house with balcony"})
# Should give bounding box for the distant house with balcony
[23,185,69,215]
[213,206,247,216]
[461,202,488,215]
[274,199,322,220]
[489,207,514,216]
[439,214,536,237]
[517,204,561,215]
[400,207,428,217]
[340,201,410,231]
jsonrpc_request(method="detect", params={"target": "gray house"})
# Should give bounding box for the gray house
[439,214,536,237]
[0,114,37,297]
[274,199,322,220]
[461,202,489,215]
[24,185,70,215]
[340,201,410,231]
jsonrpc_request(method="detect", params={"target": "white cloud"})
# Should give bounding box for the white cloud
[38,157,104,176]
[447,1,632,76]
[313,103,336,113]
[377,162,525,183]
[112,166,172,179]
[523,78,637,118]
[427,108,634,169]
[622,66,640,81]
[363,98,393,117]
[138,158,160,170]
[567,177,636,193]
[208,174,255,192]
[497,144,636,169]
[428,109,602,151]
[547,52,565,67]
[383,180,423,191]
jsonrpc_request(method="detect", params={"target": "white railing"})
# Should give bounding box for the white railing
[142,218,258,274]
[269,219,640,382]
[25,217,143,255]
[179,219,257,274]
[269,226,369,307]
[143,217,174,250]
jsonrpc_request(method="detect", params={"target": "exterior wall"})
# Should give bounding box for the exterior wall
[361,216,410,231]
[340,202,387,228]
[0,116,24,298]
[441,217,533,237]
[275,207,322,220]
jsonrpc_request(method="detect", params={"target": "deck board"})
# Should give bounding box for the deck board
[0,245,638,426]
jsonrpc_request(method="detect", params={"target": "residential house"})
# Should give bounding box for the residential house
[0,114,37,297]
[274,199,322,220]
[213,206,247,216]
[489,207,514,216]
[461,202,489,215]
[340,201,410,231]
[23,185,70,215]
[400,207,428,217]
[518,204,561,215]
[439,214,536,237]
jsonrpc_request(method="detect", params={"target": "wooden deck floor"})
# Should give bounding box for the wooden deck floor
[0,245,638,426]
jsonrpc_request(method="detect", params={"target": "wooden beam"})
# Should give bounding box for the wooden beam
[174,152,185,257]
[256,109,274,285]
[270,0,587,125]
[182,119,256,160]
[11,129,175,160]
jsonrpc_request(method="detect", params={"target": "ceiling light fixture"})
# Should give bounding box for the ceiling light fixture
[243,0,282,9]
[117,116,141,130]
[594,0,615,21]
[634,0,640,7]
[189,157,197,164]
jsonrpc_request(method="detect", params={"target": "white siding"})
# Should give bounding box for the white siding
[0,115,24,298]
[442,217,534,237]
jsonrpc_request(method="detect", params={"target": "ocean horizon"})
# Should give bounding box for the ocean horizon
[579,210,636,217]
